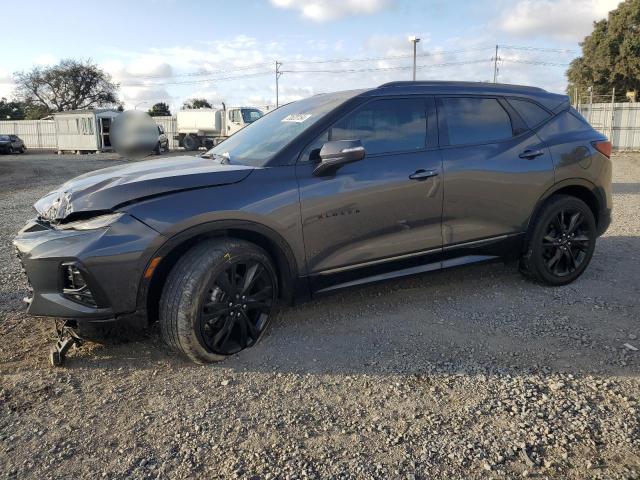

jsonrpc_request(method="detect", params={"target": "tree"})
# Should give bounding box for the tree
[13,59,119,115]
[148,102,172,116]
[182,98,211,109]
[567,0,640,100]
[0,97,26,119]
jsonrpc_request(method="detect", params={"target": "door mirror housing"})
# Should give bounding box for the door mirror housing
[313,140,366,176]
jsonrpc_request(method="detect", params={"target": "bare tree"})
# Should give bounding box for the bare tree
[13,59,119,114]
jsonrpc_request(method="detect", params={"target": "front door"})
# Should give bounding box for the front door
[296,96,443,281]
[227,109,244,136]
[100,118,112,148]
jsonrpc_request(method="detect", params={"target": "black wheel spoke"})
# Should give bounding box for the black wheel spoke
[242,312,259,340]
[202,301,232,318]
[567,212,582,234]
[212,317,234,347]
[241,263,263,295]
[564,248,576,271]
[546,249,563,270]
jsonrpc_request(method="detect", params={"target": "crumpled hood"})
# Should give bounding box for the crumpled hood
[35,155,254,222]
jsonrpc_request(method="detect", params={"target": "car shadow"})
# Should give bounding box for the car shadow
[64,234,640,378]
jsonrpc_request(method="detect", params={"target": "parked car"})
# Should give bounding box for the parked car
[155,125,169,154]
[0,134,26,154]
[14,81,612,364]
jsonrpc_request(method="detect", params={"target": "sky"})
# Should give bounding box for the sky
[0,0,622,112]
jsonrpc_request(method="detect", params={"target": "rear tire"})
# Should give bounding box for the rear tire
[520,195,597,286]
[159,238,278,363]
[182,135,199,151]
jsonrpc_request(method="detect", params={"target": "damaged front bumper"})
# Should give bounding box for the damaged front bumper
[13,214,161,321]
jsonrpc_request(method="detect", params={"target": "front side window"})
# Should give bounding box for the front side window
[441,97,513,146]
[230,110,241,123]
[329,98,426,155]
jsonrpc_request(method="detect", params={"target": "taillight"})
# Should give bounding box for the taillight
[592,140,612,158]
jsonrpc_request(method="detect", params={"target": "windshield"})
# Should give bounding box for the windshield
[241,109,263,124]
[205,91,361,167]
[0,135,9,141]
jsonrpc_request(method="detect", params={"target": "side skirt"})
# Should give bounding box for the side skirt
[308,233,524,296]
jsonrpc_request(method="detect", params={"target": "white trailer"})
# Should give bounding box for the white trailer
[175,106,263,150]
[54,109,120,154]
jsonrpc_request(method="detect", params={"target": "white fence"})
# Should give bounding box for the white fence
[0,120,57,149]
[0,116,180,150]
[577,102,640,151]
[3,104,640,151]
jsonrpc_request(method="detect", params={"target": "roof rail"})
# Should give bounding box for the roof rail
[377,80,546,92]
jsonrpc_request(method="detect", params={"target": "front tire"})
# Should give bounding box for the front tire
[520,195,597,286]
[159,238,278,363]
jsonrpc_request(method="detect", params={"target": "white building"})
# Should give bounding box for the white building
[54,109,120,154]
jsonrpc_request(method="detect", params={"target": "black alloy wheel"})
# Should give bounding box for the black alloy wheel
[198,259,274,355]
[521,195,597,285]
[159,238,278,363]
[541,208,592,277]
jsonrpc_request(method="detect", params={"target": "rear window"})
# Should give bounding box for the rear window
[441,97,513,146]
[508,98,551,128]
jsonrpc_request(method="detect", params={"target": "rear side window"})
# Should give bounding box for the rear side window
[509,98,551,127]
[329,98,427,155]
[441,97,513,146]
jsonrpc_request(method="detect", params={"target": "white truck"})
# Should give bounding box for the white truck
[175,105,264,150]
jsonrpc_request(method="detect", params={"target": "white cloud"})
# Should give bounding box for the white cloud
[270,0,392,22]
[33,54,57,66]
[500,0,621,41]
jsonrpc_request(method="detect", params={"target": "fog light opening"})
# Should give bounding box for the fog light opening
[62,264,97,307]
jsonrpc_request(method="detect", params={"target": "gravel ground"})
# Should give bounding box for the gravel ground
[1,150,639,479]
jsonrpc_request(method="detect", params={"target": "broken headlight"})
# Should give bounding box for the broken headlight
[57,213,124,231]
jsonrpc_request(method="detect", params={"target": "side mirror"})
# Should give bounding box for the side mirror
[313,140,366,176]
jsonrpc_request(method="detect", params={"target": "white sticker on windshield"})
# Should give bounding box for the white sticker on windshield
[281,114,312,123]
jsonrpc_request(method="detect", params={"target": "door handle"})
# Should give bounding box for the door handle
[409,169,439,180]
[519,149,544,159]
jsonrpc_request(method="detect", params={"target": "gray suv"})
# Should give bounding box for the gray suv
[14,81,612,363]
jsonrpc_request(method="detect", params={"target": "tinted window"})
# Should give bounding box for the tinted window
[329,98,426,155]
[441,97,513,145]
[509,98,551,127]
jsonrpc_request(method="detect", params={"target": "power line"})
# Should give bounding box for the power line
[501,58,570,67]
[500,45,576,53]
[120,70,273,87]
[114,47,497,80]
[281,59,491,75]
[283,46,494,64]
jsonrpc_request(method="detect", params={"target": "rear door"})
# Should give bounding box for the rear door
[436,96,555,246]
[297,96,443,277]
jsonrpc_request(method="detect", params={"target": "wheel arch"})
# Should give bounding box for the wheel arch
[526,178,603,243]
[137,220,303,323]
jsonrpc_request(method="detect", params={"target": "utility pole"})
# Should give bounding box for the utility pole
[492,44,499,83]
[275,61,282,109]
[408,36,420,81]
